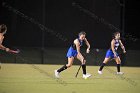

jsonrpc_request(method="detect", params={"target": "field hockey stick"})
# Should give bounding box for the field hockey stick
[75,53,89,78]
[75,65,82,78]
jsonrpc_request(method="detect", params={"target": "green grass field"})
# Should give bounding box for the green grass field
[0,63,140,93]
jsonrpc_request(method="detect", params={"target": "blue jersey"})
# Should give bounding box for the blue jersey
[105,39,120,58]
[66,38,83,58]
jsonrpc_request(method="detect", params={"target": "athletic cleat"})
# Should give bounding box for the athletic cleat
[98,70,103,74]
[54,70,60,78]
[83,73,92,79]
[117,72,124,75]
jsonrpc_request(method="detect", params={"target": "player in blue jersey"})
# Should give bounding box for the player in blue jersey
[98,32,126,75]
[55,31,91,79]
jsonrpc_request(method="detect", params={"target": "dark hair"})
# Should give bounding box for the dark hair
[112,31,120,39]
[78,31,86,36]
[0,24,7,33]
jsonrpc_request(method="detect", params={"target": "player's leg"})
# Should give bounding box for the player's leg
[98,49,112,74]
[98,58,111,74]
[114,57,124,74]
[76,55,91,79]
[54,57,74,78]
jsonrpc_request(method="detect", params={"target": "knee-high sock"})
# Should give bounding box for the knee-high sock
[99,63,106,71]
[57,65,67,73]
[82,64,86,74]
[117,64,120,72]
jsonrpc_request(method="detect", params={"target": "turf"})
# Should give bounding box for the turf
[0,63,140,93]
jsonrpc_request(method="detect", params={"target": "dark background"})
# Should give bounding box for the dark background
[0,0,139,49]
[0,0,140,66]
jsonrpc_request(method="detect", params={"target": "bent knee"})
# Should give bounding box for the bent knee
[116,58,121,64]
[117,61,121,64]
[81,60,86,64]
[103,60,108,64]
[66,64,72,68]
